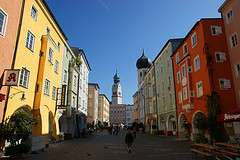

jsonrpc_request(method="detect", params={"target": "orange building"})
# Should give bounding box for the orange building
[172,18,237,140]
[0,0,23,124]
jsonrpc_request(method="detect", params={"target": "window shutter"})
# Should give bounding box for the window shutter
[224,79,231,89]
[216,26,222,34]
[220,52,226,61]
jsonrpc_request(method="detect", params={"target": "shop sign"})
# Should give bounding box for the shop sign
[0,93,6,102]
[4,69,20,86]
[58,85,66,109]
[224,114,240,121]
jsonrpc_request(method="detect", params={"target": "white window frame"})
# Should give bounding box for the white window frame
[25,30,35,51]
[0,8,8,37]
[215,52,226,62]
[44,79,50,96]
[31,4,38,21]
[196,81,203,97]
[48,47,53,63]
[177,71,181,83]
[19,67,30,88]
[230,32,238,49]
[52,86,56,100]
[160,66,163,74]
[54,60,59,73]
[63,69,67,83]
[219,78,231,90]
[235,62,240,77]
[194,55,200,71]
[181,64,186,77]
[178,91,182,103]
[183,86,188,100]
[176,52,179,64]
[183,43,188,56]
[166,59,170,68]
[211,25,222,35]
[226,8,234,24]
[73,74,77,87]
[191,32,197,48]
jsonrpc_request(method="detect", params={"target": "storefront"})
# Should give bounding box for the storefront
[217,108,240,141]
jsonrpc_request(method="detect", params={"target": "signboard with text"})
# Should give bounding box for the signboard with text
[58,85,67,109]
[4,69,20,86]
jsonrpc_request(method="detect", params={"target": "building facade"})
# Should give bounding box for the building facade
[112,72,122,105]
[110,104,126,125]
[132,91,139,123]
[98,94,110,126]
[0,0,23,124]
[126,105,134,126]
[154,39,183,136]
[87,83,99,128]
[172,19,237,140]
[219,0,240,108]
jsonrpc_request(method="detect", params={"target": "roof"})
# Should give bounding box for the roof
[71,47,91,71]
[218,0,231,12]
[99,94,110,103]
[88,83,100,89]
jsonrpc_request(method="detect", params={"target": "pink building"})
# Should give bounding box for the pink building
[0,0,23,123]
[219,0,240,108]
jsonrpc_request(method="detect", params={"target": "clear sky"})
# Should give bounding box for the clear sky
[46,0,225,104]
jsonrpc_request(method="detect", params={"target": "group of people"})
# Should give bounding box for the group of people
[107,125,119,135]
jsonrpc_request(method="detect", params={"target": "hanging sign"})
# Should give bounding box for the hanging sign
[58,85,67,109]
[0,93,6,102]
[4,69,20,86]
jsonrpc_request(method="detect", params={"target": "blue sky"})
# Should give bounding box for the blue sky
[46,0,225,104]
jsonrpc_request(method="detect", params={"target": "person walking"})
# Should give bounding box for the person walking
[133,127,137,138]
[125,130,134,153]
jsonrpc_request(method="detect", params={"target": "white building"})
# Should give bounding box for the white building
[112,72,122,105]
[126,105,134,126]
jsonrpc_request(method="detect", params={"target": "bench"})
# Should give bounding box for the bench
[190,148,212,159]
[216,149,240,157]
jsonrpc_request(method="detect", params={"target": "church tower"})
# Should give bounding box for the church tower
[112,71,122,105]
[136,49,152,87]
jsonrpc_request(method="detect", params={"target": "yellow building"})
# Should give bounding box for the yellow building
[98,94,110,126]
[5,0,69,144]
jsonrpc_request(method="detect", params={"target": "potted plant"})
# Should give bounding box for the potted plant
[0,110,38,158]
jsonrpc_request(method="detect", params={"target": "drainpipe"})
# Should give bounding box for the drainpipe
[1,0,26,126]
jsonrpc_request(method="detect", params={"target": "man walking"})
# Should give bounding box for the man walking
[125,130,134,153]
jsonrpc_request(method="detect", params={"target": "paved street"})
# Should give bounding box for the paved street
[18,130,194,160]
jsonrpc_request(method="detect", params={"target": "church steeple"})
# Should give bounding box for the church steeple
[113,71,120,84]
[112,71,122,105]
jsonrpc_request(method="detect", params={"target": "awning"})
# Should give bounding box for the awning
[217,108,240,122]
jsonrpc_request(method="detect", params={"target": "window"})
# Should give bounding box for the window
[230,33,238,48]
[161,81,164,90]
[178,91,182,103]
[162,97,165,107]
[183,86,188,100]
[219,78,231,90]
[160,66,163,73]
[25,30,35,51]
[73,75,77,87]
[46,26,50,35]
[181,64,186,77]
[183,43,188,56]
[54,60,59,73]
[177,71,181,83]
[0,8,8,37]
[196,81,203,97]
[63,69,67,83]
[191,32,197,47]
[190,91,194,97]
[211,26,222,35]
[176,53,179,64]
[235,62,240,77]
[169,93,172,105]
[44,79,50,96]
[19,67,30,88]
[72,96,75,107]
[57,42,60,51]
[48,47,53,63]
[168,75,171,86]
[188,66,193,73]
[226,8,234,24]
[166,60,170,68]
[215,52,226,62]
[194,55,200,71]
[52,86,56,100]
[31,5,38,21]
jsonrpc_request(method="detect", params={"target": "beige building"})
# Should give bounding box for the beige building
[219,0,240,108]
[110,104,126,125]
[98,94,110,126]
[87,83,99,127]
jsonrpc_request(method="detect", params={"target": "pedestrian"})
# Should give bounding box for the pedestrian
[133,127,136,138]
[112,127,115,135]
[125,130,134,153]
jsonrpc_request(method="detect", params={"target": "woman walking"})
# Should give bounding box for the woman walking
[125,130,134,153]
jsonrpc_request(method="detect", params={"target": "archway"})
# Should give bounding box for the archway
[159,116,165,135]
[178,113,187,138]
[167,115,176,136]
[192,111,207,140]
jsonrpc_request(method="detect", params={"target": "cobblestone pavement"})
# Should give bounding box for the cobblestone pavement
[19,130,194,160]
